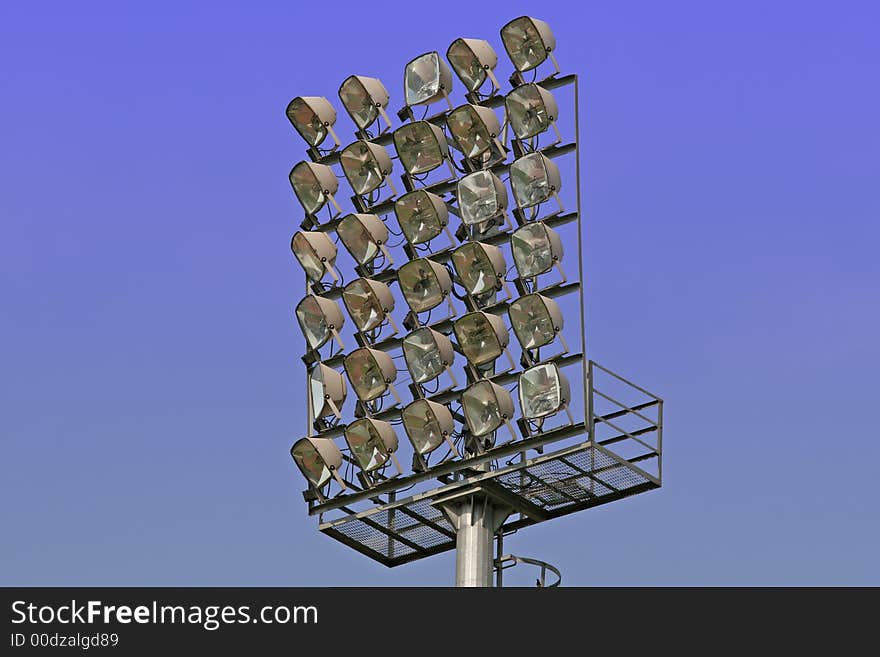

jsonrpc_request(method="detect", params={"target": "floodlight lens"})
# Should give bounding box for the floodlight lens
[295,296,337,349]
[447,39,486,91]
[340,141,386,195]
[286,97,328,147]
[405,52,443,106]
[339,76,378,129]
[519,363,565,418]
[461,381,505,437]
[345,419,393,472]
[454,312,504,366]
[308,364,346,419]
[501,17,550,72]
[342,278,387,332]
[394,191,447,244]
[457,170,504,225]
[509,152,556,208]
[402,328,447,383]
[394,122,445,175]
[508,294,559,349]
[344,349,389,401]
[511,222,559,278]
[290,232,325,281]
[451,243,501,296]
[338,214,379,265]
[397,259,446,313]
[401,399,448,455]
[291,440,333,488]
[290,162,331,215]
[506,84,554,140]
[447,105,494,159]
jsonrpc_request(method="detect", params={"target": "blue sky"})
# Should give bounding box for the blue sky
[1,1,878,585]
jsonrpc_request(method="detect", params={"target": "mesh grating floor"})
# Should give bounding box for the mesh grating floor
[320,444,658,567]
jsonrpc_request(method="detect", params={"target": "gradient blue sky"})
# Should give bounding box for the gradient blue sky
[2,1,878,586]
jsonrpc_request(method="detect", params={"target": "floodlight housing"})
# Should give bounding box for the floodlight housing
[295,294,346,351]
[453,311,509,367]
[394,190,450,245]
[518,362,570,419]
[446,38,499,93]
[338,75,391,132]
[309,363,347,420]
[393,121,450,175]
[505,83,559,141]
[290,230,338,283]
[337,213,390,266]
[340,140,394,196]
[341,277,396,333]
[402,327,455,384]
[461,380,515,438]
[451,242,507,297]
[291,437,343,491]
[510,221,564,279]
[509,152,562,209]
[404,51,453,107]
[343,418,398,473]
[500,16,557,73]
[289,161,340,216]
[285,96,339,149]
[456,170,508,226]
[401,399,455,456]
[508,293,563,350]
[343,347,397,402]
[397,258,452,314]
[446,104,501,160]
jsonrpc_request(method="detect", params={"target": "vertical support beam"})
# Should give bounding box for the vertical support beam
[439,494,512,587]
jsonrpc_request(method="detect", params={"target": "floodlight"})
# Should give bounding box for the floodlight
[505,83,559,141]
[500,16,557,73]
[510,221,564,279]
[341,277,397,333]
[343,418,399,474]
[308,363,347,420]
[401,399,456,456]
[289,161,341,216]
[290,231,339,283]
[404,51,453,107]
[394,190,450,245]
[451,242,507,297]
[393,121,450,175]
[340,140,395,196]
[397,258,453,314]
[285,96,339,149]
[337,213,391,266]
[461,380,515,439]
[446,38,499,93]
[509,152,562,209]
[343,347,398,403]
[402,327,455,385]
[456,170,508,226]
[508,293,564,351]
[518,362,570,420]
[338,75,392,132]
[453,311,509,367]
[291,437,344,492]
[295,295,346,351]
[446,104,501,160]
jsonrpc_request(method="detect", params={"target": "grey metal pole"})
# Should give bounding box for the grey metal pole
[439,494,511,587]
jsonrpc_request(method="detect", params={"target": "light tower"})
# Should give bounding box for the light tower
[286,15,664,587]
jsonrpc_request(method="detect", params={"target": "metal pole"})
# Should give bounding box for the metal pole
[439,494,511,587]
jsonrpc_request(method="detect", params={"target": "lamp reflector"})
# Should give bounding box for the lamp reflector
[453,311,509,367]
[508,294,563,350]
[295,295,345,350]
[340,140,393,195]
[404,52,453,106]
[510,221,564,279]
[397,258,452,314]
[394,190,449,245]
[338,75,390,130]
[343,347,397,402]
[451,242,506,296]
[505,83,558,141]
[341,277,395,333]
[337,213,389,266]
[446,38,498,92]
[285,96,337,148]
[290,231,337,282]
[402,327,454,384]
[343,418,398,473]
[509,152,562,209]
[519,362,570,419]
[446,104,501,159]
[308,363,347,419]
[456,170,508,226]
[461,380,515,438]
[393,121,449,175]
[289,161,339,215]
[291,437,343,490]
[500,16,556,73]
[401,399,454,455]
